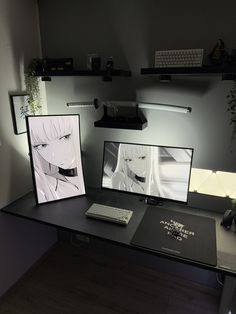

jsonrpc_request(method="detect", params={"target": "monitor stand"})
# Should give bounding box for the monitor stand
[143,196,162,206]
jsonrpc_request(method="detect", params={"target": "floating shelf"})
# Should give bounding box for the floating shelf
[35,69,131,77]
[140,65,236,80]
[94,105,147,130]
[94,116,147,130]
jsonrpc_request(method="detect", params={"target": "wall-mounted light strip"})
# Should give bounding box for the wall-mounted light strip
[67,101,94,108]
[67,98,191,114]
[137,102,191,113]
[67,98,99,109]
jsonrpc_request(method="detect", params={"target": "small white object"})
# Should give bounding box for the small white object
[155,49,204,68]
[86,203,133,225]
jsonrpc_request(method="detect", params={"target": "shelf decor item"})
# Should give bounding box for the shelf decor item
[10,94,30,134]
[42,58,73,71]
[103,56,114,81]
[26,114,86,205]
[67,98,191,130]
[87,54,101,71]
[208,39,228,66]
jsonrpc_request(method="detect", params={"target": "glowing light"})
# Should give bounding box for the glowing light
[190,168,236,198]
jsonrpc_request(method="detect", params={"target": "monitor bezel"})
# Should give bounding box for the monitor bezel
[101,141,194,205]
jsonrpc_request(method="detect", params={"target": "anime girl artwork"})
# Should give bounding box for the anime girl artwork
[111,143,163,197]
[102,142,193,203]
[27,115,85,204]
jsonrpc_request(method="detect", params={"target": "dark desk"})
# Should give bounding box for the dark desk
[1,188,236,314]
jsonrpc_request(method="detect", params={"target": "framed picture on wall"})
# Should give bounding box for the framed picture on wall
[26,114,86,205]
[10,94,30,134]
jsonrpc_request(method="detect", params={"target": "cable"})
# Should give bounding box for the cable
[216,272,224,286]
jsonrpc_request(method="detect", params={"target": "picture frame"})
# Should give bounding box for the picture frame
[26,114,86,205]
[10,94,30,135]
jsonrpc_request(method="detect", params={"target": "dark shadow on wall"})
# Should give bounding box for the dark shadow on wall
[38,0,236,72]
[0,1,41,207]
[4,1,41,91]
[38,0,130,70]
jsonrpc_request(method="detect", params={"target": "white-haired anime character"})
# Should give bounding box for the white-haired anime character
[28,115,85,204]
[111,143,164,197]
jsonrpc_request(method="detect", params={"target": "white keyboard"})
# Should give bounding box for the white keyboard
[85,203,133,225]
[155,49,204,68]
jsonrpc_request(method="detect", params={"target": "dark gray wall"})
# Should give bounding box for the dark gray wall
[0,0,57,297]
[38,0,236,212]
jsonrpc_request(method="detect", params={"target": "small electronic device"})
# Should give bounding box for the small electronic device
[85,203,133,225]
[39,58,73,71]
[155,49,204,68]
[101,141,194,204]
[220,209,235,228]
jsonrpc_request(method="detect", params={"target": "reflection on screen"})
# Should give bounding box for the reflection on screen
[101,141,193,203]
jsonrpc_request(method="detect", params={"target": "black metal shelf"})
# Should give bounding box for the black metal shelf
[94,116,147,130]
[140,65,236,80]
[94,105,147,130]
[35,69,131,77]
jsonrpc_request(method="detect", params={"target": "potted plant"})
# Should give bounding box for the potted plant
[227,80,236,142]
[231,198,236,211]
[24,59,42,115]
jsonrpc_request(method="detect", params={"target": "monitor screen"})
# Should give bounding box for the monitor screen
[101,141,193,203]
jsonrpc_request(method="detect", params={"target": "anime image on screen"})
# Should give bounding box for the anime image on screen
[102,142,193,203]
[27,115,85,204]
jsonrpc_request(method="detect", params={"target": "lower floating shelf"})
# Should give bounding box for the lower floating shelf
[94,115,148,130]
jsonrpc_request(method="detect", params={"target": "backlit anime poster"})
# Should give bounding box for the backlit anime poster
[26,115,85,204]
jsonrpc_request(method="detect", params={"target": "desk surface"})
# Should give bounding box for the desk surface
[2,188,236,276]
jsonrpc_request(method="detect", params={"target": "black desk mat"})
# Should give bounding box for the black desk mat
[131,206,217,266]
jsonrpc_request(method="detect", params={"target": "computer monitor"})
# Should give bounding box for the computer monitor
[101,141,193,204]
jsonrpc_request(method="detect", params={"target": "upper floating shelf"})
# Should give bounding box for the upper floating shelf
[34,69,132,77]
[140,65,236,80]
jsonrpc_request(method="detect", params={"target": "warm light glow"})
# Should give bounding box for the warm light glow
[197,172,226,197]
[189,168,213,192]
[216,171,236,198]
[190,168,236,198]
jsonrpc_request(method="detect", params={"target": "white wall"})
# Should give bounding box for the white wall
[0,0,57,297]
[37,0,236,212]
